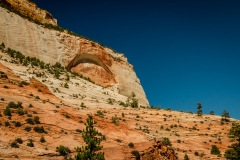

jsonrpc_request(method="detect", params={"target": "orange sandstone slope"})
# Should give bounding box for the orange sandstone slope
[0,60,176,160]
[0,56,238,160]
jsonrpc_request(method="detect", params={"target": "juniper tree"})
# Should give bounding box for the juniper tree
[75,114,105,160]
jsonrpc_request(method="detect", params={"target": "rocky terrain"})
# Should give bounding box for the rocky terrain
[0,0,239,160]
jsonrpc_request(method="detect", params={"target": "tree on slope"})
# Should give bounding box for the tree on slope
[75,114,105,160]
[224,122,240,160]
[221,109,230,122]
[197,102,203,116]
[184,153,190,160]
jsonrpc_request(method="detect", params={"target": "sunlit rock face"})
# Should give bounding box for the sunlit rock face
[0,1,149,106]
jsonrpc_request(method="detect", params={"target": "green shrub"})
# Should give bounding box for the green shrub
[4,106,11,116]
[128,142,134,148]
[40,136,46,143]
[15,138,23,144]
[56,145,70,156]
[162,137,172,146]
[131,150,140,160]
[11,141,19,148]
[33,116,40,124]
[15,121,22,127]
[33,126,46,133]
[24,126,31,132]
[5,121,10,126]
[27,139,34,147]
[17,107,25,115]
[26,118,34,124]
[211,145,220,155]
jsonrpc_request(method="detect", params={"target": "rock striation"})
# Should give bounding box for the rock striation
[0,0,149,106]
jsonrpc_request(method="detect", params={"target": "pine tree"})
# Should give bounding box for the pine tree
[75,114,105,160]
[224,122,240,159]
[197,102,202,116]
[221,109,230,122]
[184,153,190,160]
[211,145,220,155]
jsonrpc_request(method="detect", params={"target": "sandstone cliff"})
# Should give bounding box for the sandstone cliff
[1,0,57,25]
[0,1,149,106]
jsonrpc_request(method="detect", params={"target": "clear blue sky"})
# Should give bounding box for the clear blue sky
[34,0,240,119]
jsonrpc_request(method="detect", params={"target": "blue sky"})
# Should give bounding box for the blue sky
[34,0,240,119]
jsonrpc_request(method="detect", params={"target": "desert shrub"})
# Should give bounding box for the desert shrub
[24,126,31,132]
[8,101,22,109]
[177,139,181,143]
[27,139,34,147]
[194,151,199,156]
[40,136,46,143]
[4,106,11,116]
[15,121,22,127]
[33,126,46,133]
[11,141,19,148]
[111,116,118,125]
[17,107,25,115]
[26,118,34,124]
[33,116,40,124]
[162,137,172,146]
[131,150,140,160]
[15,138,23,144]
[5,121,10,126]
[76,129,82,133]
[65,114,70,118]
[95,110,104,118]
[64,82,69,88]
[56,145,70,156]
[128,142,134,148]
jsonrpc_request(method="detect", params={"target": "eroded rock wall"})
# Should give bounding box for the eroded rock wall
[5,0,57,25]
[0,4,149,106]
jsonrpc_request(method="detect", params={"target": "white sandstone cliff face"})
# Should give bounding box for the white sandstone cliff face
[6,0,57,25]
[0,5,149,106]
